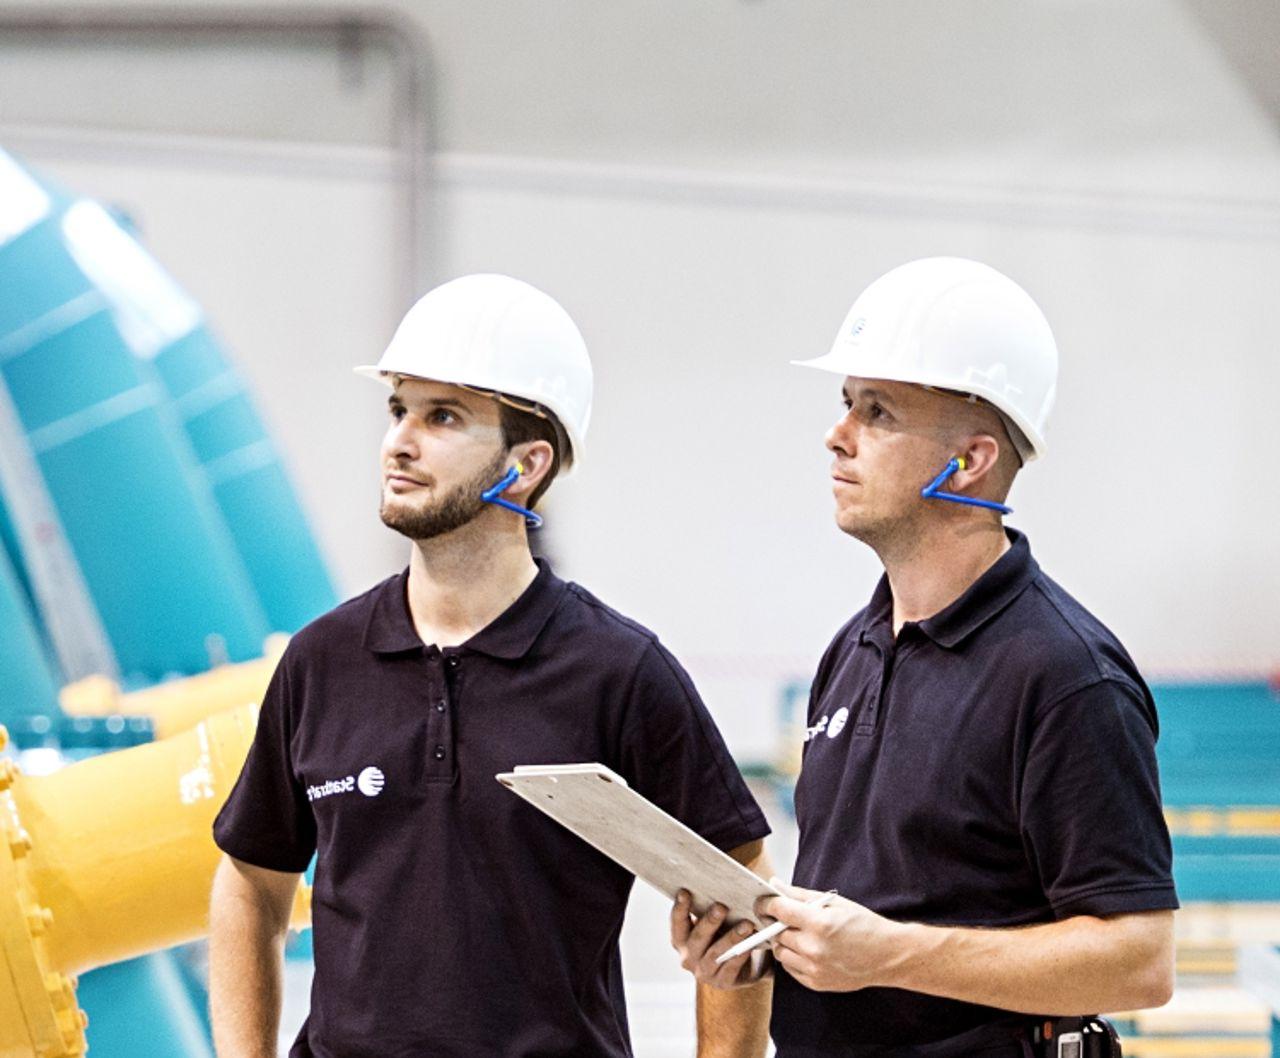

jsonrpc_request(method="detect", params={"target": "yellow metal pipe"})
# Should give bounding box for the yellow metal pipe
[58,635,288,739]
[0,704,309,1058]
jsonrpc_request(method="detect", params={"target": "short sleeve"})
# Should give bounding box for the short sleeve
[618,642,771,853]
[1020,678,1178,918]
[212,655,317,872]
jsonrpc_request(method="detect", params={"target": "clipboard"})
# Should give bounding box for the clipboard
[495,762,779,926]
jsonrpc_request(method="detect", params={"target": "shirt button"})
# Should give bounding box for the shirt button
[446,655,460,669]
[433,744,447,760]
[435,700,446,713]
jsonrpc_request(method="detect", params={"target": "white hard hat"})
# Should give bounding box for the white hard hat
[794,257,1058,461]
[356,274,593,470]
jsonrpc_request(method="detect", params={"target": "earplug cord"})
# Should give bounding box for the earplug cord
[920,457,1012,515]
[480,463,544,529]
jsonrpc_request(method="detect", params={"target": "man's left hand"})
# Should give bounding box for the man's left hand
[756,881,909,993]
[671,891,774,990]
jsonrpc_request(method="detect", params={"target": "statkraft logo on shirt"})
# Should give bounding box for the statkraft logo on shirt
[805,707,850,742]
[307,766,385,802]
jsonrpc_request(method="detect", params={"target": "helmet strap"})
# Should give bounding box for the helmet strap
[920,457,1013,516]
[480,463,544,529]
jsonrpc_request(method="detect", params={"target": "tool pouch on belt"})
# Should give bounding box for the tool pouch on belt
[1029,1016,1122,1058]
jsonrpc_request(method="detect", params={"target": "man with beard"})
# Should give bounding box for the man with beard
[671,259,1176,1056]
[209,274,774,1058]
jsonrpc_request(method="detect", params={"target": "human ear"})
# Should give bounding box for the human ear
[505,440,555,498]
[953,434,1001,488]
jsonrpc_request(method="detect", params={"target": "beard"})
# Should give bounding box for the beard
[379,451,509,541]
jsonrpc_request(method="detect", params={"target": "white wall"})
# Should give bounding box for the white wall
[413,0,1280,168]
[3,0,1280,757]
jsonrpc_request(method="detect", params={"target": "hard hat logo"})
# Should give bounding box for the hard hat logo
[795,258,1058,463]
[355,274,594,474]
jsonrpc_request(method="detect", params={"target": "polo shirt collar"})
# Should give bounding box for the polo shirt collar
[918,529,1039,648]
[858,575,896,651]
[363,558,566,659]
[859,529,1039,650]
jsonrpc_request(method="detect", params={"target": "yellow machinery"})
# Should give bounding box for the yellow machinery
[58,636,287,740]
[0,703,309,1058]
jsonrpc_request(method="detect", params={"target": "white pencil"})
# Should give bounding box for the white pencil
[714,889,838,965]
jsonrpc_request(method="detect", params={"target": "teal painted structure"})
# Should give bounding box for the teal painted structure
[1154,682,1279,806]
[0,536,60,721]
[0,156,269,678]
[0,148,335,683]
[0,147,340,1058]
[75,952,215,1058]
[156,326,336,634]
[1156,681,1280,903]
[1169,834,1280,901]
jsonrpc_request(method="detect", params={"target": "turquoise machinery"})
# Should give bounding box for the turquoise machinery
[0,147,336,685]
[0,146,334,1057]
[0,530,60,719]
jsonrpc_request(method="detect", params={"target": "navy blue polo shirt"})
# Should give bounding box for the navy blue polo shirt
[772,530,1177,1057]
[213,560,769,1058]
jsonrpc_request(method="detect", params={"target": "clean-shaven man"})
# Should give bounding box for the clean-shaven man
[673,258,1176,1057]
